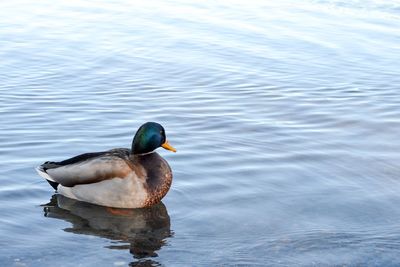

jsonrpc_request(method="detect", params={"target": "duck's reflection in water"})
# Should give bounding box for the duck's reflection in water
[42,194,172,263]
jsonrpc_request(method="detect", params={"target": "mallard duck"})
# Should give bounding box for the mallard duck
[36,122,176,208]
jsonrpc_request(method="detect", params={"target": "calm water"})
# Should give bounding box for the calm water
[1,0,400,266]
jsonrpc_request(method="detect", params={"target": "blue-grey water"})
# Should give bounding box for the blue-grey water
[1,0,400,266]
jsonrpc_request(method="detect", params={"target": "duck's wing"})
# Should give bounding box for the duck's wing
[36,148,132,188]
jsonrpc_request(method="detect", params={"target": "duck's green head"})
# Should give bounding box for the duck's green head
[132,122,176,155]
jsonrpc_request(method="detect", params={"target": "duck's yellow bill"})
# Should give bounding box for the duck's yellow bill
[161,140,177,152]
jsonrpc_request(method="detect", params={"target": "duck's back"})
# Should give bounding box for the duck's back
[37,149,172,208]
[39,149,131,188]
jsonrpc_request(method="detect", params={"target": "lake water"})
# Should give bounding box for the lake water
[1,0,400,266]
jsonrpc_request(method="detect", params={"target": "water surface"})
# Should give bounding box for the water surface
[1,0,400,266]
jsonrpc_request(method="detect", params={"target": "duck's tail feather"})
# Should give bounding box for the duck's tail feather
[36,165,59,190]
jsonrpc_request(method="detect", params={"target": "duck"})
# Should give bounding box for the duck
[36,122,176,209]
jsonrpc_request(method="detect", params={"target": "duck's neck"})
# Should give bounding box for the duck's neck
[131,136,159,155]
[131,150,155,156]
